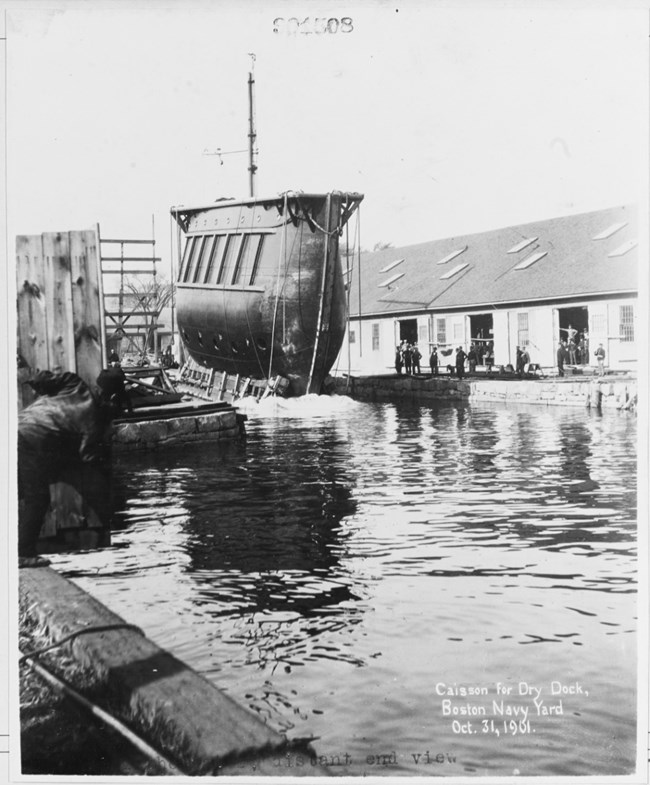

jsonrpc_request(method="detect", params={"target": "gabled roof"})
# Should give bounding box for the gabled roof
[347,205,638,316]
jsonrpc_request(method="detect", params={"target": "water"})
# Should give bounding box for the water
[51,397,639,777]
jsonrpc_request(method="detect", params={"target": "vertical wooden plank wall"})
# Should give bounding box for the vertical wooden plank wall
[41,232,76,376]
[16,234,49,408]
[16,228,103,407]
[16,228,109,549]
[69,229,104,388]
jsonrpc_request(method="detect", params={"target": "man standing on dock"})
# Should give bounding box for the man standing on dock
[429,346,439,376]
[455,346,467,380]
[556,341,566,378]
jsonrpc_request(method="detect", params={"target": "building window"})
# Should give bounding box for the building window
[507,237,538,254]
[378,272,404,288]
[619,305,634,342]
[591,313,606,335]
[592,221,627,240]
[440,262,469,280]
[514,251,547,270]
[436,247,467,265]
[517,312,529,346]
[436,318,446,345]
[372,323,380,351]
[349,330,356,344]
[379,258,404,273]
[608,240,637,258]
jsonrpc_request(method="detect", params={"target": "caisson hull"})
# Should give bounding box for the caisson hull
[171,192,363,395]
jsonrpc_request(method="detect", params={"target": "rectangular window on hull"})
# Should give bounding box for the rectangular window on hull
[232,234,264,286]
[181,236,200,283]
[619,305,634,342]
[193,236,211,283]
[203,236,222,284]
[217,235,240,284]
[249,236,265,285]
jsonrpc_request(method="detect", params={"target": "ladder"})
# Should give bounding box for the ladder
[98,224,162,363]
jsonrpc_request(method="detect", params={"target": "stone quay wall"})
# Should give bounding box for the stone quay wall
[334,375,637,412]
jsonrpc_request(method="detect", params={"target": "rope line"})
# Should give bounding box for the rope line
[19,623,145,665]
[20,651,187,775]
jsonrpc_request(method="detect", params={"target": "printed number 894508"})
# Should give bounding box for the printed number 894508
[273,17,354,34]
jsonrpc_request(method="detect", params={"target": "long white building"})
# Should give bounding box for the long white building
[337,205,638,375]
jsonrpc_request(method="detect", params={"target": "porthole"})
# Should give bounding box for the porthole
[231,341,240,355]
[256,337,268,351]
[182,330,190,343]
[197,331,204,346]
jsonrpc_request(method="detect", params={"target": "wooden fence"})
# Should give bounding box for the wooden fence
[16,228,109,550]
[16,228,105,409]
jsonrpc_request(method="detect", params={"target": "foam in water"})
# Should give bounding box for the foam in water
[236,393,363,419]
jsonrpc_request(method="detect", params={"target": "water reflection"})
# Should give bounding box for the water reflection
[53,398,637,776]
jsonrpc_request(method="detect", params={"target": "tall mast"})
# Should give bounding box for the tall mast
[247,58,257,197]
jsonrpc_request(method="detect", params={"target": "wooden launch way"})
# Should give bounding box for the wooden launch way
[20,566,329,777]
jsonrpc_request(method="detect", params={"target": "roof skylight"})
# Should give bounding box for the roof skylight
[378,272,405,288]
[437,247,467,265]
[440,262,469,280]
[592,222,628,240]
[608,239,637,257]
[508,237,538,254]
[514,251,547,270]
[379,258,405,273]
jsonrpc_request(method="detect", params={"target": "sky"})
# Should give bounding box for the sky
[3,0,649,282]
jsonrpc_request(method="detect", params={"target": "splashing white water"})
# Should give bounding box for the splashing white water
[236,393,363,420]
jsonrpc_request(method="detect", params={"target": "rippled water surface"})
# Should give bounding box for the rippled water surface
[53,397,639,777]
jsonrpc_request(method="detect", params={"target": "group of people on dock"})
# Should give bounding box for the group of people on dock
[396,340,497,379]
[556,326,605,377]
[557,326,591,367]
[394,341,423,375]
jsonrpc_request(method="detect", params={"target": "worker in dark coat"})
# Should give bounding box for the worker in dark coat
[455,347,467,380]
[18,371,112,559]
[96,361,133,413]
[429,346,439,376]
[556,342,565,378]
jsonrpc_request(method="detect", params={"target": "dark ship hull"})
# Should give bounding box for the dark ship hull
[171,192,363,396]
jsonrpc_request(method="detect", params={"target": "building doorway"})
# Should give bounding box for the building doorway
[469,313,494,361]
[557,306,589,364]
[398,318,418,345]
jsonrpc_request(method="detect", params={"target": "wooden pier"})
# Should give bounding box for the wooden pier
[20,566,327,776]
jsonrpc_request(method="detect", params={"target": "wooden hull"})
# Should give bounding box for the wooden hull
[171,192,362,395]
